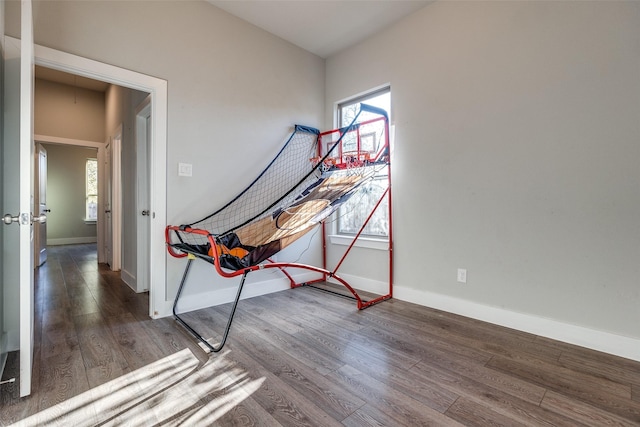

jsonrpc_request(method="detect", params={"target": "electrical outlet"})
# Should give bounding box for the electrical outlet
[457,268,467,283]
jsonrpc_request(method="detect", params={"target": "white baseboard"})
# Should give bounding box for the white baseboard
[4,330,19,353]
[152,268,640,362]
[394,286,640,362]
[121,269,137,293]
[155,271,321,318]
[327,272,390,295]
[0,333,8,382]
[47,237,97,246]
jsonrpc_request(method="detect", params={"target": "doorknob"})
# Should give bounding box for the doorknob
[141,210,150,216]
[105,209,111,213]
[32,214,47,224]
[43,209,51,213]
[2,214,19,225]
[3,213,40,226]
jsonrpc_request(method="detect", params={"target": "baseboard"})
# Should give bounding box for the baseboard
[0,333,8,382]
[153,269,640,362]
[156,271,321,318]
[47,237,97,246]
[4,329,19,353]
[120,269,137,292]
[327,272,390,296]
[394,286,640,362]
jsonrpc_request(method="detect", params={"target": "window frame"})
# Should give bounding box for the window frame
[333,86,391,242]
[85,158,98,222]
[337,86,390,128]
[335,173,389,238]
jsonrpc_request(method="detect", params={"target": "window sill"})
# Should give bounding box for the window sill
[328,234,389,251]
[84,219,97,225]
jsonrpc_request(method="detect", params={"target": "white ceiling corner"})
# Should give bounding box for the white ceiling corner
[207,1,432,58]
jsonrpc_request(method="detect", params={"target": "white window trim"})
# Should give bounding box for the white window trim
[333,86,391,242]
[329,234,389,251]
[85,158,98,222]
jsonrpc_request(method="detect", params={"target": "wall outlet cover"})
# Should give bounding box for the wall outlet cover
[457,268,467,283]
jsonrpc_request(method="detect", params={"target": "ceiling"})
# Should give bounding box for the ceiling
[207,0,432,58]
[35,1,431,90]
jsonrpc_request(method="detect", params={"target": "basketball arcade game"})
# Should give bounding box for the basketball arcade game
[165,104,393,352]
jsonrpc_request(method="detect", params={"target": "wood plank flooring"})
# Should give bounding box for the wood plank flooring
[1,243,639,426]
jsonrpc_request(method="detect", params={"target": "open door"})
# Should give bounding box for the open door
[2,0,37,397]
[110,129,122,272]
[135,96,151,292]
[35,143,48,266]
[104,140,113,267]
[103,126,122,272]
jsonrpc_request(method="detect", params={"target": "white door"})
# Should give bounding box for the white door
[1,0,36,397]
[104,141,113,267]
[111,131,122,272]
[104,129,122,272]
[135,97,151,292]
[35,144,48,266]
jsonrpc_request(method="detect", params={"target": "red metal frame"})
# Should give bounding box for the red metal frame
[165,112,393,312]
[316,114,393,308]
[166,225,377,309]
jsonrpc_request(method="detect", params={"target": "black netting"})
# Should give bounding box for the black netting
[173,125,321,247]
[168,104,388,269]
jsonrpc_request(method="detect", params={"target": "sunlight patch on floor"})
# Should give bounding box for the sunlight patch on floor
[11,349,264,426]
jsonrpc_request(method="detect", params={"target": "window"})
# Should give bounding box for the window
[337,177,389,237]
[335,87,391,239]
[86,158,98,221]
[338,87,390,129]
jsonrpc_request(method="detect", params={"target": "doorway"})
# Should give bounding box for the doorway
[34,44,168,318]
[35,79,143,286]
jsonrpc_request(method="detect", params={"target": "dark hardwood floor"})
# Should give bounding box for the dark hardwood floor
[1,243,639,426]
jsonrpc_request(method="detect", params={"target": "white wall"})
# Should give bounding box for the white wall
[35,78,104,142]
[326,1,640,356]
[9,1,325,309]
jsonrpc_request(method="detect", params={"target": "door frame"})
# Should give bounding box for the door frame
[31,43,168,318]
[134,96,151,293]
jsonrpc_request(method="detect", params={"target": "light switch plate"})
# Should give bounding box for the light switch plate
[178,162,192,177]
